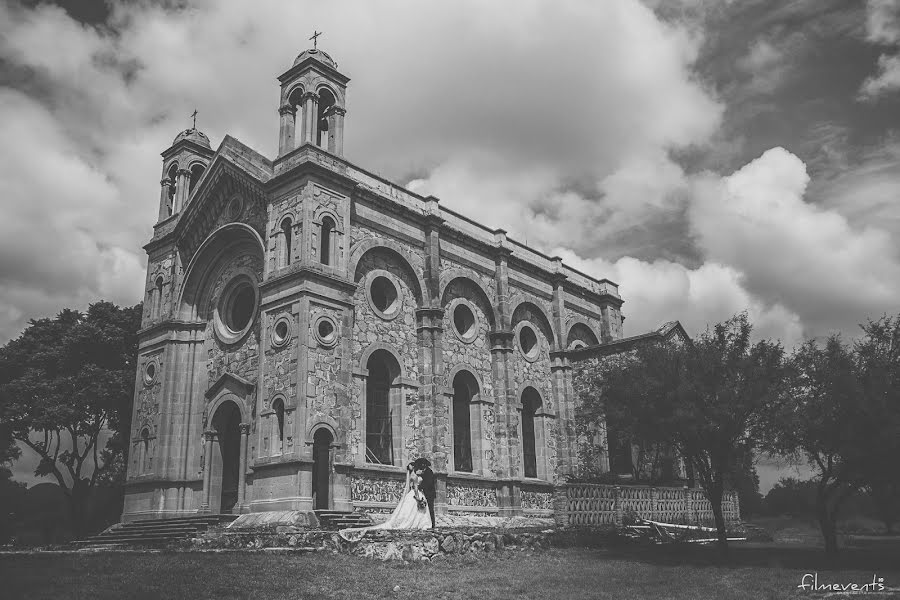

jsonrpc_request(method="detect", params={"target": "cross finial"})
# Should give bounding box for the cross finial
[310,30,322,50]
[191,108,198,130]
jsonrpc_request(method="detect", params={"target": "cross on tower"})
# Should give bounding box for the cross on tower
[310,30,323,50]
[190,108,198,130]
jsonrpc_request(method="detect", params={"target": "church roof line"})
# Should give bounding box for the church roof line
[154,135,619,301]
[567,320,690,359]
[271,142,619,298]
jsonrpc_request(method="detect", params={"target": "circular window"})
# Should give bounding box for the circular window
[271,316,292,348]
[215,276,258,344]
[518,324,540,361]
[452,301,478,343]
[367,273,401,320]
[314,315,338,347]
[227,196,243,220]
[143,360,158,386]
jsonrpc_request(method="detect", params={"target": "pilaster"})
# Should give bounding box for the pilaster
[278,104,297,156]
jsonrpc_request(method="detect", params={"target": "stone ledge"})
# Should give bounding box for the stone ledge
[189,526,554,561]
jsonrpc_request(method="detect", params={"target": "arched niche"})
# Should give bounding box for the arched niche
[439,273,499,331]
[349,240,426,307]
[177,223,265,322]
[566,320,600,349]
[511,299,558,354]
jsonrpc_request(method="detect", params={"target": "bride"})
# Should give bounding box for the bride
[339,462,431,541]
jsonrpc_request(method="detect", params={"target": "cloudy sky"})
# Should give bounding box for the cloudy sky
[2,1,900,487]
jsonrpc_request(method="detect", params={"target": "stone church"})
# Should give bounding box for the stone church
[123,47,684,522]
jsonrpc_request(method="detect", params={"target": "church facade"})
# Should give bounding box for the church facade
[123,48,634,521]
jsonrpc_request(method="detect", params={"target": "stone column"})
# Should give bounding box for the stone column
[301,92,318,144]
[278,104,297,156]
[331,106,346,156]
[174,168,191,213]
[200,430,215,512]
[416,308,446,469]
[550,353,575,477]
[159,178,173,220]
[237,423,250,512]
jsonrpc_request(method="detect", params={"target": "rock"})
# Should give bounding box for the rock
[382,542,403,561]
[440,535,457,553]
[471,540,484,552]
[423,536,440,555]
[393,586,401,592]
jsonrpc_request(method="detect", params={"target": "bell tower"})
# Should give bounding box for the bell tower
[277,42,349,157]
[158,123,213,221]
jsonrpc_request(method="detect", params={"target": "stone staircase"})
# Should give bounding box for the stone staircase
[314,509,373,530]
[74,514,238,548]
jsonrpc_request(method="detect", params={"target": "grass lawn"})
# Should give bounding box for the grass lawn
[3,544,900,600]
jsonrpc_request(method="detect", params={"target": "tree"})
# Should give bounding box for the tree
[774,335,862,553]
[763,477,817,517]
[852,316,900,535]
[578,313,789,549]
[0,302,141,538]
[0,426,25,544]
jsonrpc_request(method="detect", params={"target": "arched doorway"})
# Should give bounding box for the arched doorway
[211,402,242,513]
[312,428,334,510]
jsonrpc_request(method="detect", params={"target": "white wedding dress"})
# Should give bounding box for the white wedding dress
[339,471,432,541]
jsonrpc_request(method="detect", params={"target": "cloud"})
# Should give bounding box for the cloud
[0,89,145,343]
[865,0,900,44]
[736,40,788,95]
[0,0,897,361]
[0,0,725,344]
[554,251,806,347]
[689,147,900,339]
[860,0,900,99]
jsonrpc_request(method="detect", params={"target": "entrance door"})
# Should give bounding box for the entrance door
[312,429,333,510]
[217,404,241,513]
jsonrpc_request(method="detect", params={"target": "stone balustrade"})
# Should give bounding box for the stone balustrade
[554,483,740,527]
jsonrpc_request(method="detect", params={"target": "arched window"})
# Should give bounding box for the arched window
[140,428,150,473]
[153,277,164,319]
[272,398,285,454]
[521,387,542,479]
[166,164,178,216]
[320,217,334,266]
[317,88,336,148]
[365,350,399,465]
[189,163,205,194]
[287,87,304,146]
[452,373,475,472]
[281,217,293,267]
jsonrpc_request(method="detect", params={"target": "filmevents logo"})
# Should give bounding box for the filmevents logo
[797,574,886,593]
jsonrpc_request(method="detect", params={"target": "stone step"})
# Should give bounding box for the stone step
[117,524,205,533]
[129,515,236,526]
[76,514,237,548]
[88,527,202,537]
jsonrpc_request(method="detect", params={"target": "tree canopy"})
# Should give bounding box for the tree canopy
[0,301,141,538]
[578,313,789,548]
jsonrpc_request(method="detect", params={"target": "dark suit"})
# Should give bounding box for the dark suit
[419,467,436,528]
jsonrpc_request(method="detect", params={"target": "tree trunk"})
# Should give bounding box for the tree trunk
[816,486,838,555]
[68,478,91,540]
[706,483,728,550]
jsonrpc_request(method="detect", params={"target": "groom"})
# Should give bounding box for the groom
[413,458,436,528]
